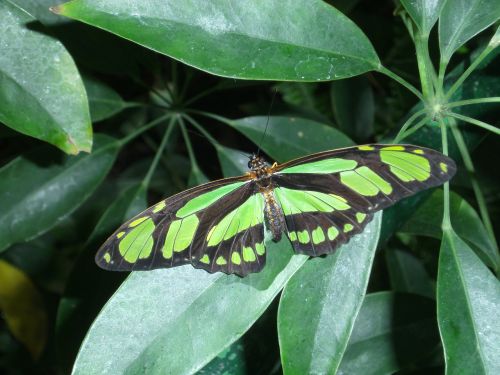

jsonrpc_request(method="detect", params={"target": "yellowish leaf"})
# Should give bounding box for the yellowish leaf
[0,260,47,359]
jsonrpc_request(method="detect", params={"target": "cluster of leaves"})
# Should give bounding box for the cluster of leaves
[0,0,499,374]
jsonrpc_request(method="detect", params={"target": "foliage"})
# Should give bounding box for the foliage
[0,0,499,374]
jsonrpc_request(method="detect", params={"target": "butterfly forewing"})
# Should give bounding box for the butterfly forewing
[272,144,456,256]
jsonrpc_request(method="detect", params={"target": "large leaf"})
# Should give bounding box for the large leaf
[439,0,500,63]
[400,190,500,272]
[72,241,307,375]
[55,0,380,81]
[226,116,354,162]
[0,135,120,253]
[0,1,92,154]
[400,0,446,35]
[338,292,440,374]
[278,213,381,375]
[437,229,500,374]
[56,182,147,373]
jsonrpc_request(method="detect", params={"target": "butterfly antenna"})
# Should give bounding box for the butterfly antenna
[256,88,278,156]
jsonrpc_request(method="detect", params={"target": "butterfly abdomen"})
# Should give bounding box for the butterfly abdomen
[261,187,286,242]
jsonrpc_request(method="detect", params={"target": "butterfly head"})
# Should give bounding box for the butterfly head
[248,154,268,171]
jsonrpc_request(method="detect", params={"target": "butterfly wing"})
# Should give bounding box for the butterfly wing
[96,175,266,276]
[272,144,456,255]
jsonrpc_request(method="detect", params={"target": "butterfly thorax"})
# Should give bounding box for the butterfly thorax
[248,154,285,242]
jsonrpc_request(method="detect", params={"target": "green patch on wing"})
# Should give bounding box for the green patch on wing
[162,215,200,259]
[118,218,156,263]
[206,194,264,246]
[340,166,393,196]
[380,148,431,182]
[280,158,357,174]
[275,188,350,215]
[176,182,245,218]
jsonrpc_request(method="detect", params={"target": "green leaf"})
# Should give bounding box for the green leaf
[72,241,307,375]
[0,135,120,253]
[437,228,500,374]
[55,0,380,81]
[83,76,127,122]
[330,75,374,142]
[227,116,354,162]
[216,146,248,177]
[385,248,434,299]
[400,189,500,272]
[277,213,381,375]
[400,0,446,35]
[338,292,440,374]
[0,1,92,154]
[56,182,147,373]
[439,0,500,63]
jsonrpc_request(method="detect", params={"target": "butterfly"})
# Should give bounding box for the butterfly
[96,144,456,276]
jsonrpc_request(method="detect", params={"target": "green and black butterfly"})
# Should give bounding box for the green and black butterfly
[96,144,456,276]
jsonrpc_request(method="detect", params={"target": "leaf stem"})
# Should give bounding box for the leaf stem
[178,116,202,174]
[142,117,177,188]
[445,44,494,100]
[119,114,171,146]
[437,60,447,99]
[446,97,500,108]
[397,116,431,142]
[445,112,500,135]
[448,119,498,250]
[123,102,171,111]
[438,118,451,230]
[186,109,234,126]
[378,66,424,101]
[393,109,427,142]
[182,114,220,147]
[414,33,435,100]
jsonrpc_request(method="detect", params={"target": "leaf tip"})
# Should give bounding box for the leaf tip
[49,5,62,15]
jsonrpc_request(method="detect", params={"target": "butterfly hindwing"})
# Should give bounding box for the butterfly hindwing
[95,176,267,275]
[273,144,456,255]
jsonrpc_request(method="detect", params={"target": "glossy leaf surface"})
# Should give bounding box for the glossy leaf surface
[278,213,381,375]
[72,241,307,375]
[437,229,500,374]
[400,0,445,35]
[439,0,500,63]
[56,0,380,81]
[0,1,92,154]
